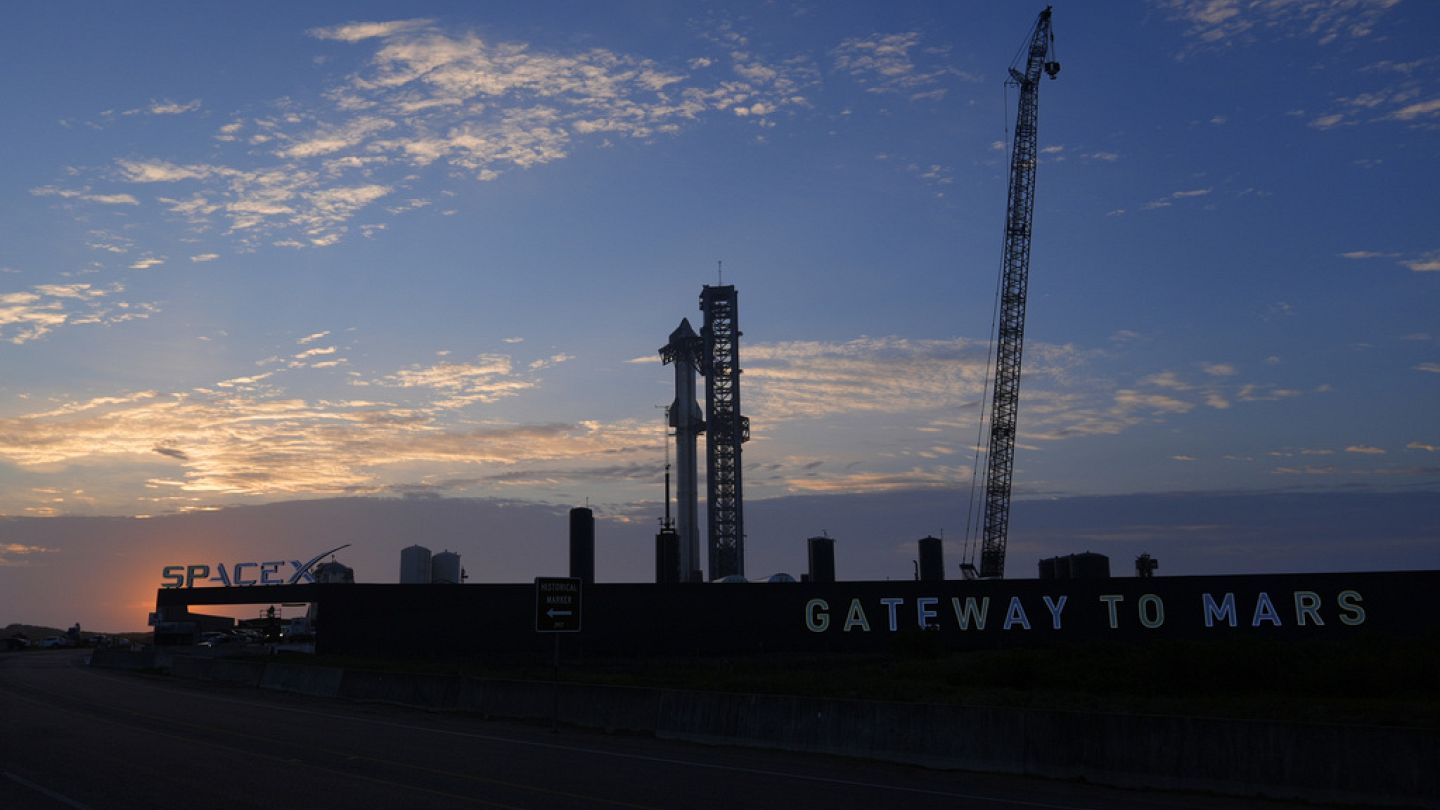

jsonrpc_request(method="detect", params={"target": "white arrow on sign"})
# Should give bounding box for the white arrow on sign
[547,608,573,618]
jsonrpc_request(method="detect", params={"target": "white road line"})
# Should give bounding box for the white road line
[2,770,98,810]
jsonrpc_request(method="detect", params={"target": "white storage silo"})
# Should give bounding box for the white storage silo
[400,545,432,584]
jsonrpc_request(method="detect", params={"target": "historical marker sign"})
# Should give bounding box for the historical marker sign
[535,577,582,632]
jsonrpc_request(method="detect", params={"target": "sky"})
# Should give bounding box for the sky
[1,1,1437,629]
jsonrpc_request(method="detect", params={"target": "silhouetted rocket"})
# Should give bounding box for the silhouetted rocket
[661,318,704,581]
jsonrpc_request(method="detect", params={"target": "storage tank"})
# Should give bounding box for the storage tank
[807,536,836,584]
[400,545,431,584]
[918,536,944,582]
[431,550,462,584]
[312,560,354,584]
[569,506,595,584]
[655,526,680,584]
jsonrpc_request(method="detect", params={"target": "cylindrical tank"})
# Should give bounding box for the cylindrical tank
[918,536,944,582]
[400,545,431,584]
[1037,557,1056,580]
[655,527,680,584]
[569,507,595,584]
[1069,551,1110,579]
[807,536,836,584]
[431,550,462,584]
[312,560,354,584]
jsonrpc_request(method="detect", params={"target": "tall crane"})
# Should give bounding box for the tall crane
[978,7,1060,579]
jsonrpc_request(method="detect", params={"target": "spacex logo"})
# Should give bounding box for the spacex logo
[159,544,349,589]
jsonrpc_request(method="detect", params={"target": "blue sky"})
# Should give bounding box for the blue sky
[1,2,1437,622]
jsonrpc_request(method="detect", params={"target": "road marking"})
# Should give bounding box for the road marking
[73,664,1104,809]
[2,770,98,810]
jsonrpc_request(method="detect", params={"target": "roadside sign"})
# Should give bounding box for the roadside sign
[535,577,582,632]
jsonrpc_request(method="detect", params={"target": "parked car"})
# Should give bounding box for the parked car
[38,636,71,648]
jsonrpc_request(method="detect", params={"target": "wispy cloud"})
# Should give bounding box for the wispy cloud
[1140,187,1212,210]
[0,374,657,508]
[0,283,157,344]
[0,542,58,567]
[1156,0,1401,52]
[831,33,966,99]
[31,185,138,206]
[131,99,202,116]
[48,19,824,253]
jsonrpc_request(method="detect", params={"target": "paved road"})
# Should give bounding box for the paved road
[2,650,1325,810]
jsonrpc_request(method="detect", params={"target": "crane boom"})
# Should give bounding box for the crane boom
[979,7,1059,579]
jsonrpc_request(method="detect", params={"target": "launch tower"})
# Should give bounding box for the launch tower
[699,285,749,581]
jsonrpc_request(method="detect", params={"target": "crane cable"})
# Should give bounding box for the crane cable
[962,78,1015,569]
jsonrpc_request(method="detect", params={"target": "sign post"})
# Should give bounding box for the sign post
[535,577,582,732]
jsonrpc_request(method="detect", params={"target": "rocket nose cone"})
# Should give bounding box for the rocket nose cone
[669,318,697,342]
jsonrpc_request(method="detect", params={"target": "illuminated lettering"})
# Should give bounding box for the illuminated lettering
[160,565,185,589]
[843,599,871,632]
[184,565,210,588]
[1099,594,1124,628]
[1042,595,1067,629]
[1138,594,1164,628]
[1252,591,1282,626]
[288,561,317,585]
[233,562,257,587]
[916,597,939,630]
[880,598,904,632]
[1338,590,1365,626]
[1293,591,1324,626]
[951,596,989,631]
[259,561,283,586]
[1002,597,1031,630]
[1202,592,1236,627]
[805,599,830,633]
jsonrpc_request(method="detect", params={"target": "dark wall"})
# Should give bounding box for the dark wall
[158,570,1439,658]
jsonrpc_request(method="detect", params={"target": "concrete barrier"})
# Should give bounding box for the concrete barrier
[338,669,462,709]
[88,647,166,672]
[258,662,344,698]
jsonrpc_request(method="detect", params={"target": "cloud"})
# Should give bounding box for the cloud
[0,377,659,507]
[1345,445,1386,455]
[1157,0,1401,51]
[831,33,962,98]
[1309,113,1347,130]
[1402,252,1440,272]
[1408,441,1438,453]
[190,253,220,263]
[308,19,434,43]
[298,331,330,345]
[30,185,139,206]
[128,257,165,270]
[1140,187,1212,211]
[1389,98,1440,122]
[1415,362,1440,374]
[0,283,156,344]
[142,99,201,115]
[741,336,992,421]
[46,18,829,252]
[0,542,58,567]
[1200,362,1236,377]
